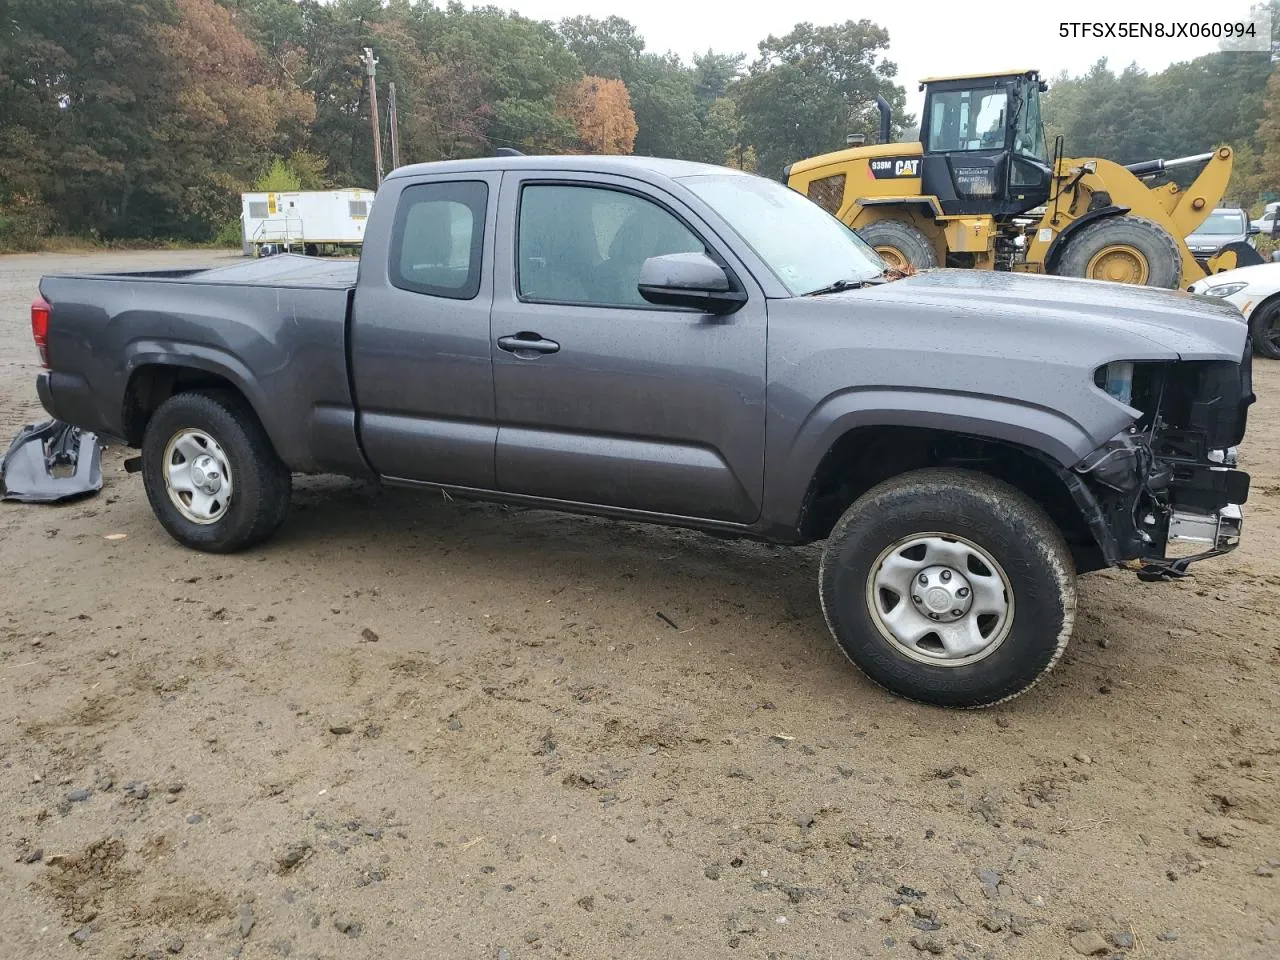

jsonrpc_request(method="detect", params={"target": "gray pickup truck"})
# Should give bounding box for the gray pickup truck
[32,155,1254,708]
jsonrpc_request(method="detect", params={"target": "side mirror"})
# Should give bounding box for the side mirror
[637,252,747,315]
[1249,224,1261,236]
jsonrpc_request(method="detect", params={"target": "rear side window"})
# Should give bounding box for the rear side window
[390,181,487,299]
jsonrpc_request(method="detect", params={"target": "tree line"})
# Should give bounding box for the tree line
[1,0,1278,248]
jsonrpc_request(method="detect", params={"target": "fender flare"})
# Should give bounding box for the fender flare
[1041,205,1131,273]
[768,388,1110,533]
[121,342,288,458]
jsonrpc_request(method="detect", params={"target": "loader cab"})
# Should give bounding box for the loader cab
[919,70,1052,217]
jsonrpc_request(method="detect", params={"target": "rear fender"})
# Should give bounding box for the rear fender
[122,342,296,464]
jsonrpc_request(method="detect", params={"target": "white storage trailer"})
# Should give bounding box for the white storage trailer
[240,189,374,256]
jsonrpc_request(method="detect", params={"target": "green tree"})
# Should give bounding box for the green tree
[735,20,909,176]
[628,53,703,159]
[0,0,179,235]
[693,50,744,102]
[558,14,644,81]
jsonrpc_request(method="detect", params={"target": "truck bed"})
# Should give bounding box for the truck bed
[37,254,364,477]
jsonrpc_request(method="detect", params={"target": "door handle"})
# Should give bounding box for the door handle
[497,333,560,356]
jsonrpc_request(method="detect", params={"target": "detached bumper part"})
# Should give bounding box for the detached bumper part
[1,419,103,504]
[1136,503,1243,581]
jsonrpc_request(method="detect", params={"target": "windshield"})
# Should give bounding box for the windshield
[927,88,1008,152]
[1195,211,1245,235]
[679,173,885,295]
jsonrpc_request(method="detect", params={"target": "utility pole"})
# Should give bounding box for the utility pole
[387,82,401,170]
[362,47,384,185]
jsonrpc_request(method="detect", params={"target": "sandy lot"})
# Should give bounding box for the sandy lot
[0,250,1276,960]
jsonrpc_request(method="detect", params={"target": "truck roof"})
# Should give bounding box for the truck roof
[384,154,742,182]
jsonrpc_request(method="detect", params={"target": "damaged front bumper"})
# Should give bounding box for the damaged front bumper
[1137,502,1244,580]
[1067,428,1250,581]
[1066,341,1255,581]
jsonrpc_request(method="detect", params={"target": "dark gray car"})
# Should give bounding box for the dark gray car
[31,154,1255,708]
[1185,207,1251,257]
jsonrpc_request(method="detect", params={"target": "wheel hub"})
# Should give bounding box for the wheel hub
[864,533,1014,667]
[189,455,224,495]
[875,245,908,270]
[910,565,972,622]
[162,429,233,525]
[1086,244,1149,285]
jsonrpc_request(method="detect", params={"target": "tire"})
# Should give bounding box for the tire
[857,219,939,271]
[141,389,291,553]
[818,468,1077,708]
[1249,298,1280,359]
[1055,215,1182,288]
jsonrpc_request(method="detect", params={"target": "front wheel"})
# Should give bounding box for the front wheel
[141,390,291,553]
[819,468,1077,708]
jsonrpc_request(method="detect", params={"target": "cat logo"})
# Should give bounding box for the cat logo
[868,157,921,180]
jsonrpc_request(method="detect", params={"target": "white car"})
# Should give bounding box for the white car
[1188,262,1280,359]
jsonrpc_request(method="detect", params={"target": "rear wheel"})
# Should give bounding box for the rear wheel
[857,219,938,271]
[1250,299,1280,359]
[819,468,1077,708]
[1055,215,1182,288]
[141,390,291,553]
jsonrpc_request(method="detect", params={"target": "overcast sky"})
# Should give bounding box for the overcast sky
[506,0,1272,121]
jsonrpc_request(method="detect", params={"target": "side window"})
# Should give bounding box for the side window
[518,183,704,307]
[389,180,487,300]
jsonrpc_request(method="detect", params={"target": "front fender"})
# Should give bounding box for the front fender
[762,387,1108,533]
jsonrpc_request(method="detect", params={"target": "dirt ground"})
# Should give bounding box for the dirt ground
[0,250,1276,960]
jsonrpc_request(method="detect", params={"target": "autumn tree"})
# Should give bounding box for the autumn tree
[154,0,314,229]
[561,76,638,154]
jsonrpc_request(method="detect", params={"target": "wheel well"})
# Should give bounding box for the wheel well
[122,365,245,446]
[1041,206,1128,272]
[799,425,1104,571]
[1248,290,1280,322]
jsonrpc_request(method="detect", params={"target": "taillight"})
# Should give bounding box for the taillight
[31,296,50,368]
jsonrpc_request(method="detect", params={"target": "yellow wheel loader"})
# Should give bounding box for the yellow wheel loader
[783,69,1264,288]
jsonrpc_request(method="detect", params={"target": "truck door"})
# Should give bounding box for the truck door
[349,172,500,486]
[489,171,768,523]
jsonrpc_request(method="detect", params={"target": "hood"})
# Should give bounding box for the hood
[824,268,1247,362]
[1189,260,1280,289]
[1185,231,1243,247]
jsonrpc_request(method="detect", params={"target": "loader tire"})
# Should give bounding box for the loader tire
[857,220,938,271]
[1055,215,1182,288]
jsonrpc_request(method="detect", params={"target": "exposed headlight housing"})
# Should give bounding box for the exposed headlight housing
[1095,361,1136,406]
[1201,281,1248,298]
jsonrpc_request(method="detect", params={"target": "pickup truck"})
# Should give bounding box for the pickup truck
[31,154,1254,708]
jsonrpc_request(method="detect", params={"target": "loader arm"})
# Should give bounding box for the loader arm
[1034,146,1234,286]
[1159,147,1234,238]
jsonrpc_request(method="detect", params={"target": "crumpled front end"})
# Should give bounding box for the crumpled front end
[1067,339,1254,580]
